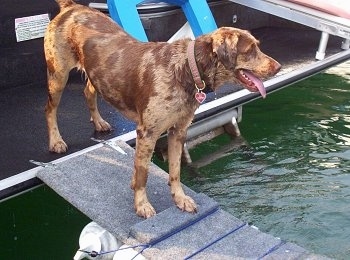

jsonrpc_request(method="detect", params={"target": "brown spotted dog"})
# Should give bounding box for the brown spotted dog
[45,0,281,218]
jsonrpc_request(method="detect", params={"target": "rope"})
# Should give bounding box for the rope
[257,239,287,260]
[183,222,248,260]
[78,212,285,260]
[78,244,149,258]
[79,206,220,258]
[148,206,220,248]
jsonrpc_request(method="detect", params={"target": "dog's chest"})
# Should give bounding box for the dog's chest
[148,86,198,118]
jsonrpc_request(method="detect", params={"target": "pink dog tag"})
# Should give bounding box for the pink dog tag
[195,92,206,103]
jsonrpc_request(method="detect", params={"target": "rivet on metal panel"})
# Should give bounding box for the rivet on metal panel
[232,14,238,24]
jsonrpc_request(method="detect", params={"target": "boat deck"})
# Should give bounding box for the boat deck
[1,25,349,199]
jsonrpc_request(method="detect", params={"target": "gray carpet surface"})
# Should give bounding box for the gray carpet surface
[37,140,326,259]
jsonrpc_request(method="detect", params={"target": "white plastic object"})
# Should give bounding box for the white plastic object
[73,222,122,260]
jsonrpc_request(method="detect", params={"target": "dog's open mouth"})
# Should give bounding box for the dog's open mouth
[236,69,266,98]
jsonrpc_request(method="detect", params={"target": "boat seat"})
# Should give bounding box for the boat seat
[106,0,217,42]
[229,0,350,60]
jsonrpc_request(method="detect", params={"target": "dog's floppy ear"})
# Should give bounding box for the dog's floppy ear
[212,29,239,69]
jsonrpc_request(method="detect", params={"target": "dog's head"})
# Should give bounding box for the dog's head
[210,27,281,97]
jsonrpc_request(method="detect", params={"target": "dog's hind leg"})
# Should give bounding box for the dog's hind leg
[84,80,111,132]
[45,69,69,153]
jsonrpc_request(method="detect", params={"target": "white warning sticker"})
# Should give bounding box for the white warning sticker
[15,14,50,42]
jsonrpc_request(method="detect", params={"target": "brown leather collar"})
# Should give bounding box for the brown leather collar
[187,40,206,91]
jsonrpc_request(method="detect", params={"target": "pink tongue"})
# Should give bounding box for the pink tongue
[243,70,266,98]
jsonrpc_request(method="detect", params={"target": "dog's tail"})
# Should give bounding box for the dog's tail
[56,0,75,9]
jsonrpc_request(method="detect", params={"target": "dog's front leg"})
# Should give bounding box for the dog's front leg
[168,125,197,214]
[131,127,158,218]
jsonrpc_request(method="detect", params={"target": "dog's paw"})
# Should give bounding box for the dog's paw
[94,119,112,132]
[49,140,68,153]
[174,195,197,214]
[135,202,156,219]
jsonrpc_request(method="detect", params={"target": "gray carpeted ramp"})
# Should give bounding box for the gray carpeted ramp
[37,140,326,259]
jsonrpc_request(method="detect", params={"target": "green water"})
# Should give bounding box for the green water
[182,73,350,259]
[0,186,90,259]
[1,72,349,259]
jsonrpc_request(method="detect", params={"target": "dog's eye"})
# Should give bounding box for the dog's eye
[245,44,256,57]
